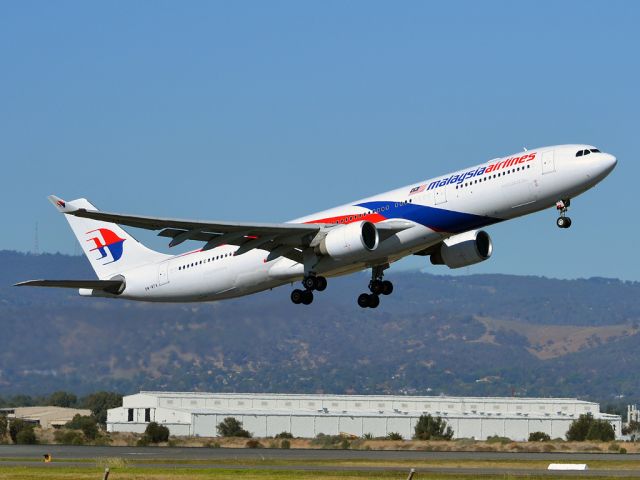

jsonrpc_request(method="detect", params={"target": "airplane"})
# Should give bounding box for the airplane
[16,144,616,308]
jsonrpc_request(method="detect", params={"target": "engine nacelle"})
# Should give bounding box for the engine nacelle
[318,221,379,260]
[430,230,493,269]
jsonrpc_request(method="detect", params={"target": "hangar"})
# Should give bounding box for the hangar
[107,391,621,441]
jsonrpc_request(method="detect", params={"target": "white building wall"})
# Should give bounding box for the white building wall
[107,392,620,441]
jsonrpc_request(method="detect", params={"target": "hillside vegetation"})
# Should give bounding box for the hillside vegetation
[1,250,639,399]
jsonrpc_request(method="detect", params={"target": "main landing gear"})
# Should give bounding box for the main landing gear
[291,275,327,305]
[358,265,393,309]
[556,199,572,229]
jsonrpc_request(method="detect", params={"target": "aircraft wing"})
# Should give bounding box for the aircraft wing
[50,195,321,262]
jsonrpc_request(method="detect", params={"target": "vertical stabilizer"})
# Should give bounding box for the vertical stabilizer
[49,195,169,279]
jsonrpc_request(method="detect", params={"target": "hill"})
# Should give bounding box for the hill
[1,250,639,400]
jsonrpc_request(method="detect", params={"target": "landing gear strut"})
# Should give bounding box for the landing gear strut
[358,265,393,309]
[291,274,327,305]
[556,199,572,229]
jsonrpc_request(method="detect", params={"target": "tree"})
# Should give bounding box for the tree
[413,414,454,440]
[49,391,77,408]
[566,413,615,441]
[586,420,615,442]
[65,414,99,440]
[15,428,37,445]
[528,431,551,442]
[217,417,251,438]
[145,422,170,443]
[9,419,36,444]
[82,392,122,426]
[0,415,7,440]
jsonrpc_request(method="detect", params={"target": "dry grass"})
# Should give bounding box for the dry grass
[475,316,639,359]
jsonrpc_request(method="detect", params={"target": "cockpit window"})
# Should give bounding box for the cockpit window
[590,148,600,153]
[576,150,583,157]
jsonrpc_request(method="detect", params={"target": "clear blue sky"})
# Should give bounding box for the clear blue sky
[1,1,638,280]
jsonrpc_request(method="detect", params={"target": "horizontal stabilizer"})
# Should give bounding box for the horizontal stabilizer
[15,279,125,294]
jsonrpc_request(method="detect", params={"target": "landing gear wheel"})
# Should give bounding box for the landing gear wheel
[357,293,370,308]
[368,294,380,308]
[381,280,393,296]
[315,276,327,292]
[301,290,314,305]
[302,276,317,290]
[369,280,384,295]
[557,217,572,229]
[291,289,304,304]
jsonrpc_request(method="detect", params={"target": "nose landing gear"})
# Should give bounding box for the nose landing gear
[556,199,572,229]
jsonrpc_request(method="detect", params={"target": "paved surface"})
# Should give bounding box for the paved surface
[2,445,640,477]
[2,444,640,461]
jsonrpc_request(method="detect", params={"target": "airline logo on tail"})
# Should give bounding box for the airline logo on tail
[86,228,125,264]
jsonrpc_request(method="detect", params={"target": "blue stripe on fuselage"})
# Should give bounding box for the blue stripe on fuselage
[356,201,501,233]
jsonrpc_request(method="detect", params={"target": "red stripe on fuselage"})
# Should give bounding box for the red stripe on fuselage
[304,212,387,225]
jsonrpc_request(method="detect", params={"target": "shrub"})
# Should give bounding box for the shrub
[9,419,34,444]
[608,442,620,452]
[413,414,454,441]
[620,447,627,454]
[528,431,551,442]
[65,415,99,440]
[15,427,37,444]
[280,439,291,449]
[386,432,403,440]
[274,431,293,439]
[486,435,511,444]
[362,433,374,440]
[217,417,251,438]
[144,422,170,443]
[245,439,263,448]
[340,438,350,449]
[54,429,84,445]
[311,433,343,448]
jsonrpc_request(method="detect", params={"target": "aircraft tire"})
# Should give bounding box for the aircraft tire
[357,293,370,308]
[369,280,384,295]
[564,217,572,228]
[291,289,304,304]
[381,280,393,295]
[302,276,317,290]
[315,276,327,292]
[301,290,314,305]
[368,294,380,308]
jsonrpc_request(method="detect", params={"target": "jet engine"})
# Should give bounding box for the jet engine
[318,221,379,260]
[430,230,493,269]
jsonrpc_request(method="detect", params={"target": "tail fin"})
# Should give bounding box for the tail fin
[49,195,169,280]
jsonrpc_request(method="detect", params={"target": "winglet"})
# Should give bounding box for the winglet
[48,195,80,213]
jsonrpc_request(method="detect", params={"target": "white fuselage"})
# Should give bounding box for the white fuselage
[103,144,616,302]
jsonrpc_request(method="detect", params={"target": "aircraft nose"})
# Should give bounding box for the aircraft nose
[603,153,617,171]
[602,153,618,174]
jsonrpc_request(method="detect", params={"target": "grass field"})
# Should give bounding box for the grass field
[0,467,636,480]
[2,456,640,480]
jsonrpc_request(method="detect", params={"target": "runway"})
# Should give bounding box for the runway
[2,444,640,461]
